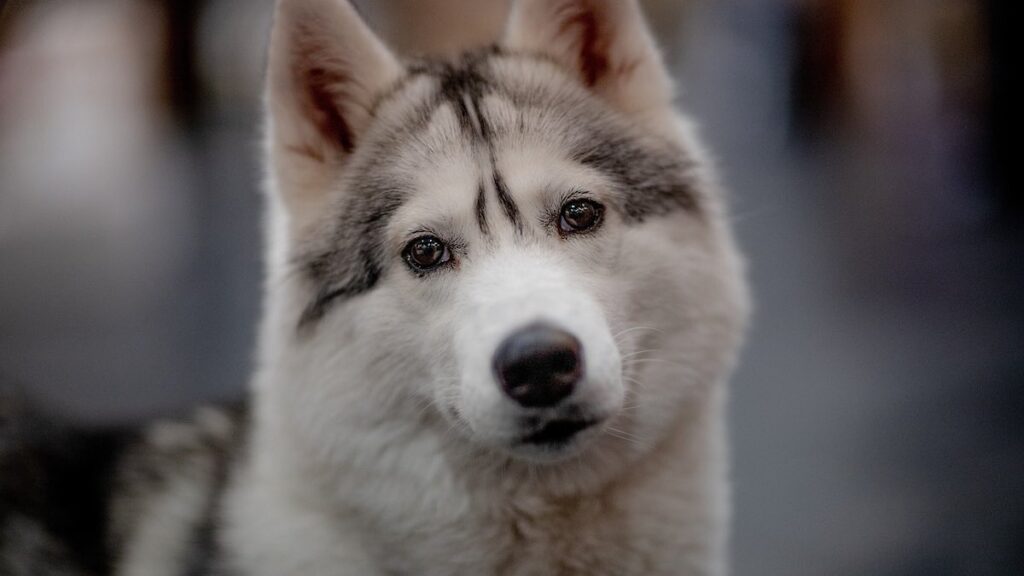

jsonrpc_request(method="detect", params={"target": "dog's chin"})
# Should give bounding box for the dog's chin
[454,410,615,464]
[503,417,608,463]
[438,400,614,463]
[439,384,626,464]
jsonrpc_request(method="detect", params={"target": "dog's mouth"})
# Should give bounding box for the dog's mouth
[521,418,598,447]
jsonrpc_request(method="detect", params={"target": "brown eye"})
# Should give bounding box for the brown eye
[558,199,604,235]
[403,236,451,272]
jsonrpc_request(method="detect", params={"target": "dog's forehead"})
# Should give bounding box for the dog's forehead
[353,54,573,229]
[368,54,561,163]
[365,51,701,221]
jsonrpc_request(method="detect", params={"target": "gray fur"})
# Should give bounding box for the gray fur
[108,404,246,576]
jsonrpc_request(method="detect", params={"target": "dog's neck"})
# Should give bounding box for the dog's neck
[223,383,726,575]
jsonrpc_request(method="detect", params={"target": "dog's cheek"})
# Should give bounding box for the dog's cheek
[425,307,464,391]
[616,219,744,439]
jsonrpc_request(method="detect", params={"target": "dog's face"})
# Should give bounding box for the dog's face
[261,0,748,471]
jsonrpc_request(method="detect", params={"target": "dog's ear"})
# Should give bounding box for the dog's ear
[503,0,673,118]
[266,0,401,223]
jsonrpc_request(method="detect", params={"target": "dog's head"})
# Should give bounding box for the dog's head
[260,0,748,472]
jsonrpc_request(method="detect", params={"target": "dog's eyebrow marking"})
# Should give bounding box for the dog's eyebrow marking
[475,180,490,236]
[434,60,493,144]
[424,51,532,237]
[460,92,485,139]
[491,168,523,233]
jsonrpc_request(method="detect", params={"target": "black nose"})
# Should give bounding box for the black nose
[493,323,583,408]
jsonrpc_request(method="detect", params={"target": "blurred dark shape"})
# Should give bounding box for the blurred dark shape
[0,388,130,575]
[0,1,1020,574]
[791,0,846,134]
[986,0,1019,226]
[164,0,203,126]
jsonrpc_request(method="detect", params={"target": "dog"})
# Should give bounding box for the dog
[0,0,749,574]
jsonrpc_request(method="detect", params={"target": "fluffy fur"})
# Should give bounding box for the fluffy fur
[0,1,749,574]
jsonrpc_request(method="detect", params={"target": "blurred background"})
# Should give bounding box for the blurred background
[0,0,1020,574]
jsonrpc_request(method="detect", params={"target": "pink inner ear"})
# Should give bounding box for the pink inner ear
[282,20,357,162]
[557,6,610,87]
[302,64,355,155]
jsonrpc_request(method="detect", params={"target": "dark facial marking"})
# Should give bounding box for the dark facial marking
[475,180,490,235]
[571,128,698,222]
[487,50,701,222]
[492,168,524,233]
[416,51,529,235]
[300,254,382,328]
[297,176,407,328]
[434,58,494,143]
[295,57,509,328]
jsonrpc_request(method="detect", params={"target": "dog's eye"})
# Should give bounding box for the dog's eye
[403,236,451,272]
[558,199,604,235]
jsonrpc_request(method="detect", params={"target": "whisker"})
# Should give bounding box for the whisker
[623,358,689,371]
[622,376,648,391]
[618,401,641,414]
[612,326,662,343]
[619,349,662,361]
[603,426,644,448]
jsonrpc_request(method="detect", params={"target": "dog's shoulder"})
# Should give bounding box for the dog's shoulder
[0,389,248,576]
[110,402,248,575]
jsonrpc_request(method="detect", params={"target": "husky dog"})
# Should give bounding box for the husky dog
[0,0,749,574]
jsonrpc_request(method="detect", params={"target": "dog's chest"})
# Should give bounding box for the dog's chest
[376,492,656,576]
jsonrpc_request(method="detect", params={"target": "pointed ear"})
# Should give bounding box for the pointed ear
[503,0,673,117]
[266,0,401,221]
